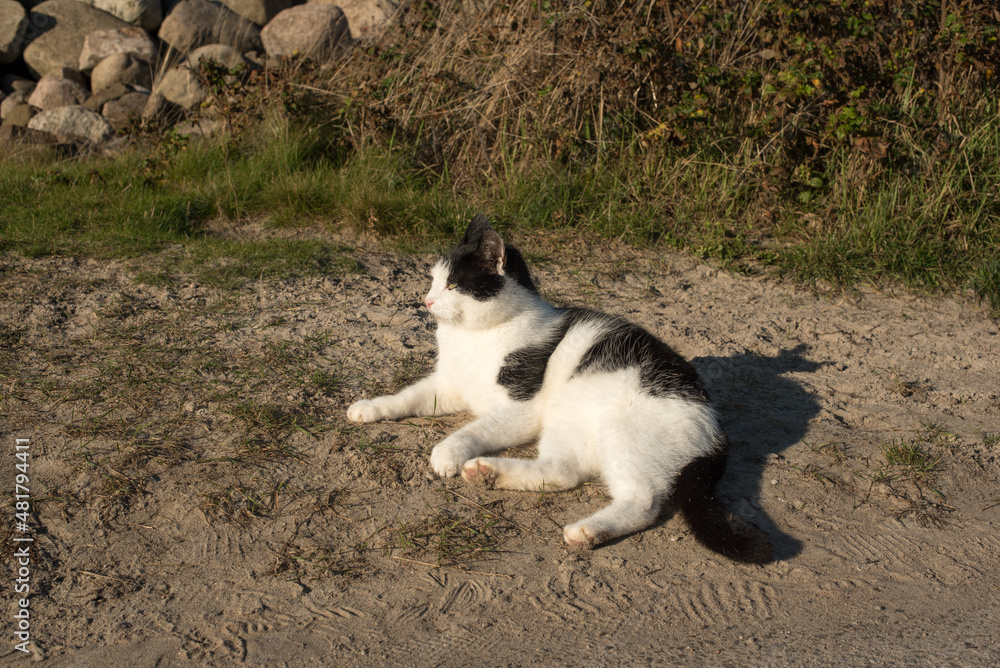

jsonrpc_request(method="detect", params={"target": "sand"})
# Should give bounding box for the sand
[2,234,998,665]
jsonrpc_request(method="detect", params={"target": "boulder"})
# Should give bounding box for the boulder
[23,0,132,78]
[153,66,208,110]
[1,90,29,120]
[217,0,296,26]
[76,0,163,32]
[79,27,157,71]
[0,0,28,65]
[4,103,36,127]
[27,105,115,143]
[311,0,396,40]
[260,4,352,63]
[27,70,91,111]
[141,91,185,124]
[102,91,149,129]
[91,51,153,91]
[188,43,250,70]
[85,81,133,111]
[159,0,262,56]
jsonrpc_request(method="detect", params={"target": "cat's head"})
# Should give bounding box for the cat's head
[424,214,538,327]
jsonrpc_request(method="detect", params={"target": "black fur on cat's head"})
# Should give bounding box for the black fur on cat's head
[442,214,538,300]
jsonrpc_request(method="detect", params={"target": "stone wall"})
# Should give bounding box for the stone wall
[1,0,396,147]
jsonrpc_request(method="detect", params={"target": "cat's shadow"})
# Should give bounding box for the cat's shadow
[686,343,820,561]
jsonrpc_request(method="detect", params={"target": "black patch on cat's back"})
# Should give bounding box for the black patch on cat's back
[497,309,591,401]
[576,315,710,403]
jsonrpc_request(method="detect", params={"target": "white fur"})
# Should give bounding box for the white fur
[348,258,723,547]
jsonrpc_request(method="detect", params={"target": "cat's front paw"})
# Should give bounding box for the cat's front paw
[461,459,498,487]
[563,522,602,549]
[430,438,472,478]
[347,399,382,423]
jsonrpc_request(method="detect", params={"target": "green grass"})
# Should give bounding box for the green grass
[880,438,940,479]
[0,95,1000,312]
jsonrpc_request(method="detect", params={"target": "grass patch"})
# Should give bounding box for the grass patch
[389,499,517,567]
[880,438,940,479]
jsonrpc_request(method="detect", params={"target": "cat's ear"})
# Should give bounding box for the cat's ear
[479,227,506,275]
[463,213,506,274]
[462,212,494,245]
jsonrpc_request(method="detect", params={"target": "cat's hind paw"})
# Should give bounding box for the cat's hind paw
[461,459,498,487]
[563,523,602,549]
[347,399,380,423]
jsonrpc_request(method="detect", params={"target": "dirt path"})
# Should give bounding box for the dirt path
[2,237,999,666]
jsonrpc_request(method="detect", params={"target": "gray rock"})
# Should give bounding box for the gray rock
[76,0,163,32]
[260,4,352,62]
[188,43,250,70]
[1,90,28,121]
[159,0,262,56]
[28,105,116,143]
[27,68,90,111]
[218,0,296,26]
[311,0,396,40]
[4,103,36,127]
[23,0,132,78]
[141,91,185,124]
[79,26,157,71]
[153,66,207,110]
[91,52,153,91]
[85,81,132,111]
[0,0,28,65]
[102,91,149,129]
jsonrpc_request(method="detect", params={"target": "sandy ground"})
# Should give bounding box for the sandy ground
[2,234,999,666]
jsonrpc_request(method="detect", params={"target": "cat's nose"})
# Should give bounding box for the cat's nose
[424,297,434,308]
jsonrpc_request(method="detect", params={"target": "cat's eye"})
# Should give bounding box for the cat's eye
[446,283,458,290]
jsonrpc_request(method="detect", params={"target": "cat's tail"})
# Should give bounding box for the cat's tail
[673,443,774,565]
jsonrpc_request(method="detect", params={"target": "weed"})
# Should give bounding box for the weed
[311,369,346,396]
[980,432,1000,448]
[887,370,930,399]
[349,428,400,457]
[809,441,849,464]
[202,476,274,523]
[389,501,515,567]
[918,420,958,445]
[880,438,940,479]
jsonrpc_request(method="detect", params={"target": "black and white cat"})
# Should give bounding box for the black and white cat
[348,214,772,563]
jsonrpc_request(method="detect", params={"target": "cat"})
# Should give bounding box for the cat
[348,214,773,563]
